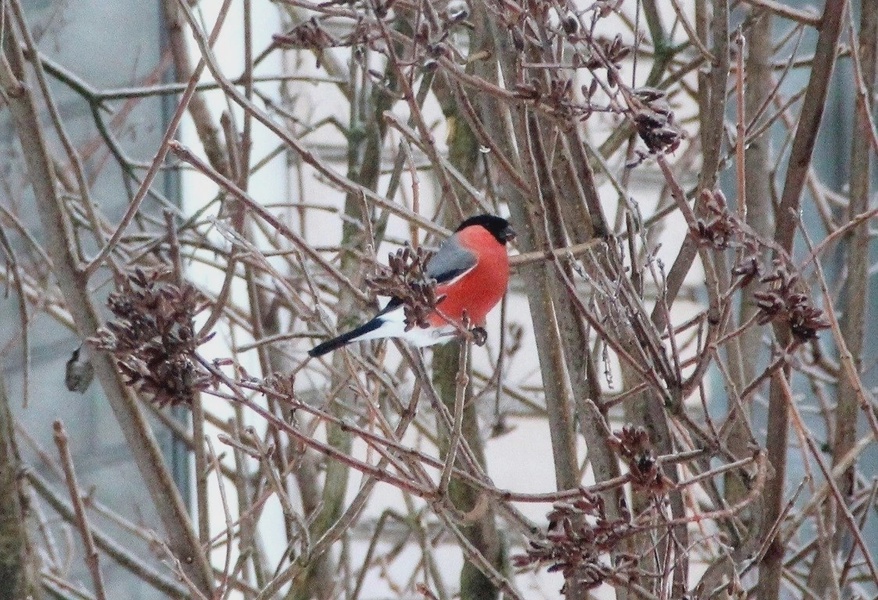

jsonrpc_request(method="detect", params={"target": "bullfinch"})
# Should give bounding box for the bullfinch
[308,214,515,357]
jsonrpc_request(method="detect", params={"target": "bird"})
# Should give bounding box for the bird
[308,214,515,357]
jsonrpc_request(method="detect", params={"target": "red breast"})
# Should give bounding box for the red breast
[429,225,510,328]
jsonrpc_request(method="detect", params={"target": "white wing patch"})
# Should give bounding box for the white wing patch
[352,303,456,347]
[433,264,475,288]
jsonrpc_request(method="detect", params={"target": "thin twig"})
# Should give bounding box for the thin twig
[53,421,108,600]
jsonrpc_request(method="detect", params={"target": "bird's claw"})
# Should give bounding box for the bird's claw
[471,326,487,346]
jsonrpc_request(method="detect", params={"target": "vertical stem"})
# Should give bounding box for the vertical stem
[53,421,108,600]
[835,0,876,539]
[192,395,210,546]
[469,2,580,492]
[773,0,848,252]
[726,7,774,508]
[434,340,503,600]
[759,3,848,598]
[0,374,43,600]
[432,51,505,596]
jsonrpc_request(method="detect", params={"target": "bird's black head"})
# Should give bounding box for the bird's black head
[456,214,516,245]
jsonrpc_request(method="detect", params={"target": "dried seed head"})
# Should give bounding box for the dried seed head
[366,244,439,331]
[513,489,634,592]
[753,265,829,343]
[91,268,211,407]
[608,425,674,494]
[691,189,738,250]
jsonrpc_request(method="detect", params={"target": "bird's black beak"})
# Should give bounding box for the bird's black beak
[502,226,516,243]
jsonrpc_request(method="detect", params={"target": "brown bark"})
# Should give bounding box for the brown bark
[0,375,43,600]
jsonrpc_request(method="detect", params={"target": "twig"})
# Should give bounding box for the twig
[173,0,449,236]
[774,374,878,585]
[82,0,234,276]
[169,141,370,304]
[27,470,188,599]
[758,6,848,596]
[773,0,848,253]
[740,0,821,27]
[508,239,605,267]
[439,335,469,494]
[52,421,108,600]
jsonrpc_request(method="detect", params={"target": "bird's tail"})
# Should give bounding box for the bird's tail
[308,319,383,357]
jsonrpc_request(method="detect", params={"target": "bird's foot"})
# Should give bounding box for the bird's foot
[471,326,488,346]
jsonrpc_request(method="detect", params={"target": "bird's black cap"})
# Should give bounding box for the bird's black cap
[456,214,516,245]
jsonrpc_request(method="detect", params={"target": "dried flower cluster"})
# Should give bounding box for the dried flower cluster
[754,264,830,343]
[608,425,674,494]
[264,372,296,400]
[273,18,338,51]
[92,268,212,407]
[366,244,439,331]
[514,492,634,592]
[514,75,587,124]
[273,17,376,68]
[517,426,683,592]
[692,189,736,250]
[586,35,632,85]
[631,86,682,155]
[731,242,763,288]
[683,188,830,344]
